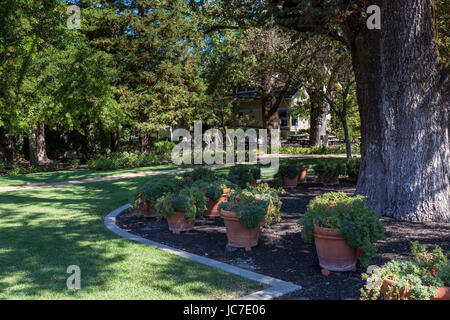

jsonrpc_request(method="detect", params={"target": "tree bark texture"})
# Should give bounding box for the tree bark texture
[139,131,149,154]
[352,0,449,222]
[110,127,120,153]
[0,126,14,167]
[308,88,329,146]
[28,123,49,166]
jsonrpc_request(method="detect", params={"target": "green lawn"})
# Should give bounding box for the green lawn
[0,164,180,188]
[0,156,351,188]
[0,174,265,299]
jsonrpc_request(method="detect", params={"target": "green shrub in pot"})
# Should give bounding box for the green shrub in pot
[154,185,207,222]
[228,165,261,188]
[346,158,360,182]
[298,192,385,267]
[236,205,267,228]
[219,189,269,228]
[130,179,177,216]
[313,162,347,182]
[279,161,301,179]
[206,182,223,202]
[361,242,450,300]
[244,183,285,227]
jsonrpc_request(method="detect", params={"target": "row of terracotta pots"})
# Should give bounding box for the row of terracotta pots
[140,186,263,251]
[282,165,309,188]
[149,187,233,234]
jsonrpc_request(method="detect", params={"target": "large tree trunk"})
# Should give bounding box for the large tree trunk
[352,0,449,222]
[0,126,14,168]
[28,123,49,166]
[308,89,329,146]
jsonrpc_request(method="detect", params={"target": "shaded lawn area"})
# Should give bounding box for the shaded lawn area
[0,164,179,188]
[0,175,265,299]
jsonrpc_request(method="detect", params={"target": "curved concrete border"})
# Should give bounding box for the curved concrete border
[105,204,301,300]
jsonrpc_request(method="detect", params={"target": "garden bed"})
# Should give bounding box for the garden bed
[116,182,450,300]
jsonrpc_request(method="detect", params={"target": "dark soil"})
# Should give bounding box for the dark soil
[115,182,450,300]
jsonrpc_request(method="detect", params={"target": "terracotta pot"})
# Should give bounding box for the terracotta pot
[282,175,298,188]
[381,278,450,300]
[220,209,263,251]
[298,165,309,182]
[166,211,194,234]
[321,176,339,185]
[204,196,227,219]
[313,226,357,273]
[143,201,159,218]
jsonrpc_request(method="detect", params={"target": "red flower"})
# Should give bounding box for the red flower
[430,269,436,276]
[313,197,317,200]
[357,251,362,257]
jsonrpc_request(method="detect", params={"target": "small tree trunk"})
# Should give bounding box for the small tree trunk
[29,123,49,166]
[110,127,120,152]
[0,126,14,168]
[261,85,280,147]
[308,89,329,146]
[341,115,352,158]
[139,131,149,154]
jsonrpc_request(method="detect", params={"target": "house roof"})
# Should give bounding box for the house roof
[231,88,299,102]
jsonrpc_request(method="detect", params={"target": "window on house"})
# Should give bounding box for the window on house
[292,118,298,126]
[278,110,287,118]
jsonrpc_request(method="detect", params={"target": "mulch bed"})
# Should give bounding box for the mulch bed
[115,182,450,300]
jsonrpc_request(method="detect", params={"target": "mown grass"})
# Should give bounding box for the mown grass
[0,164,180,188]
[0,174,265,299]
[0,157,352,188]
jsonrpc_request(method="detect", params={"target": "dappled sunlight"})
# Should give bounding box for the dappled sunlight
[0,174,263,299]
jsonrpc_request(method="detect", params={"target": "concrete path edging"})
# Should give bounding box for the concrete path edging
[104,204,302,300]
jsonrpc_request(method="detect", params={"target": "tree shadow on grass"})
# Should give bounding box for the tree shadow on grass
[0,176,261,299]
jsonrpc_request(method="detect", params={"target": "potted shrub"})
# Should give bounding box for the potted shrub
[244,183,285,227]
[155,186,207,234]
[298,192,385,276]
[313,162,346,185]
[346,158,360,183]
[204,182,227,219]
[215,174,237,194]
[279,161,300,188]
[130,180,175,218]
[219,191,268,251]
[249,167,261,186]
[228,165,261,188]
[361,242,450,300]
